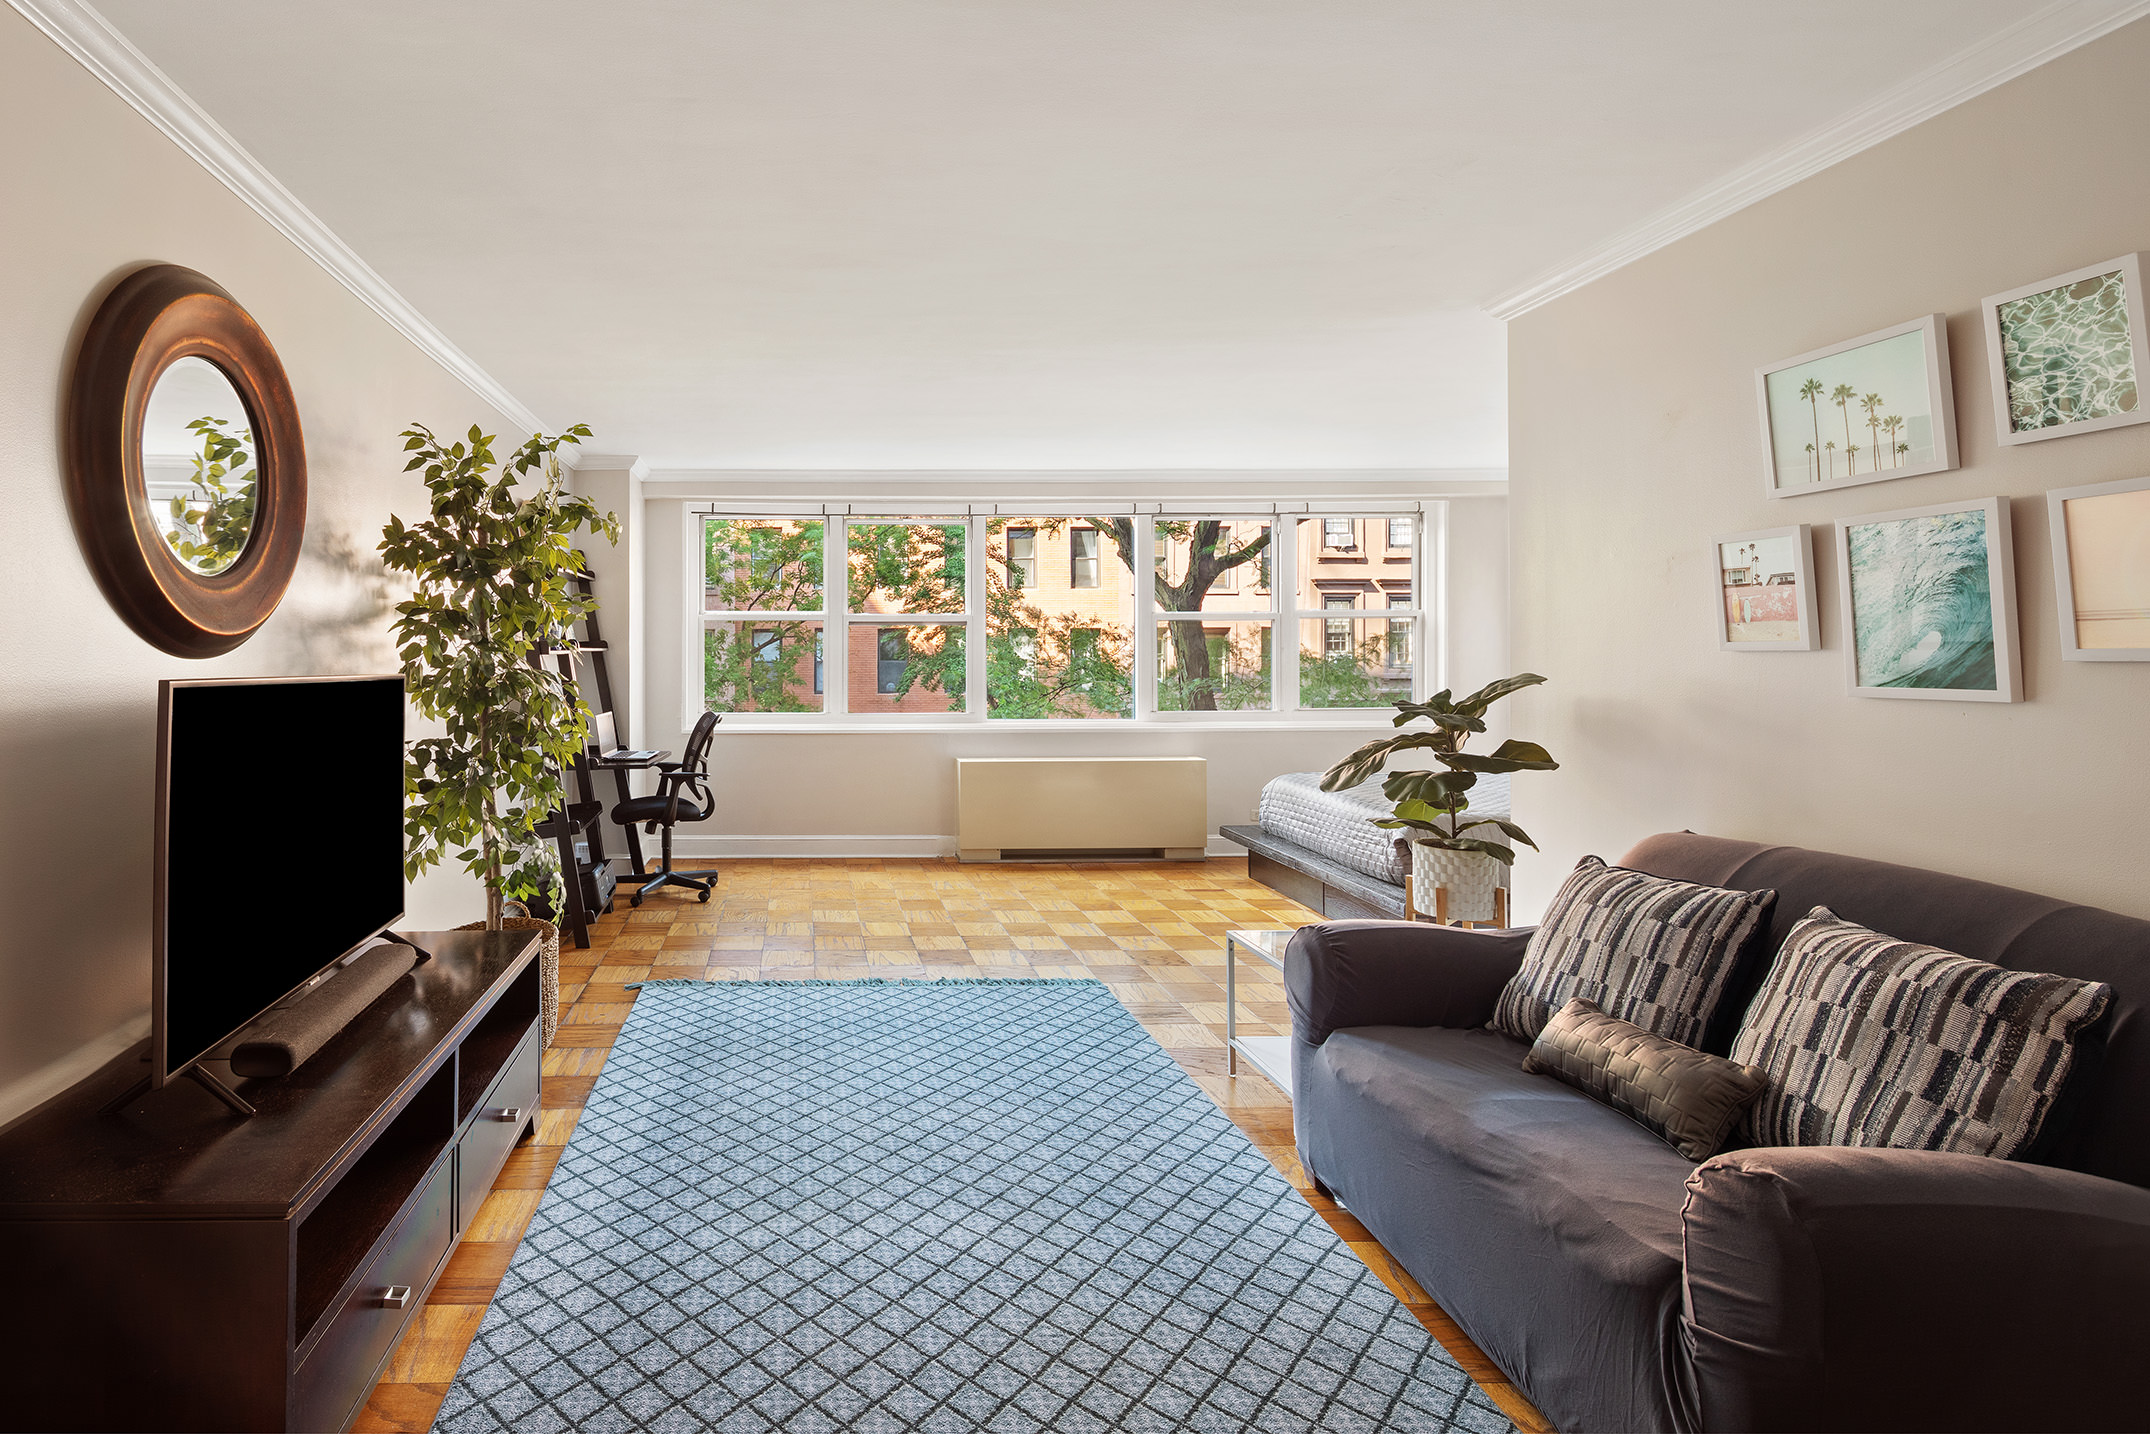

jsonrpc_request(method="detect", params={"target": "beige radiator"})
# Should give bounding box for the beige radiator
[956,757,1208,862]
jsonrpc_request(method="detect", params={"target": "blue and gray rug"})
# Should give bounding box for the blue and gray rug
[434,979,1513,1433]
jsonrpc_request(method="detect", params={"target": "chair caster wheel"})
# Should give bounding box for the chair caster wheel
[630,894,643,908]
[698,889,712,903]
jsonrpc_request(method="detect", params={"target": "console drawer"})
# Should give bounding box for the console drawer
[291,1156,453,1434]
[457,1025,539,1226]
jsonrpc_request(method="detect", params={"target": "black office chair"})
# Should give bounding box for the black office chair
[614,711,723,905]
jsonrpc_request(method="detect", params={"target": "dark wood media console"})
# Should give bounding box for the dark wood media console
[0,928,542,1432]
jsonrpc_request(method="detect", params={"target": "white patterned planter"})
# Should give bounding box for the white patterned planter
[1411,841,1504,924]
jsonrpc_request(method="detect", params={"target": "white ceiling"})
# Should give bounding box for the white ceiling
[89,1,2061,470]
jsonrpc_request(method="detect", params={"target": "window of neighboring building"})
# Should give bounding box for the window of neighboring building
[877,627,908,693]
[1006,527,1037,589]
[1388,587,1412,666]
[1388,517,1414,550]
[1324,594,1354,654]
[1323,517,1356,549]
[1070,528,1100,588]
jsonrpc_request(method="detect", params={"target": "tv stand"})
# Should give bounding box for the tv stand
[97,1061,258,1119]
[0,927,541,1433]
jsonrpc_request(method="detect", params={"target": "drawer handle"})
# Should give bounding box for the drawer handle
[377,1285,412,1309]
[488,1107,524,1122]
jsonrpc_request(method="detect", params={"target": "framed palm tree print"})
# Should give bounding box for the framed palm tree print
[1756,313,1959,499]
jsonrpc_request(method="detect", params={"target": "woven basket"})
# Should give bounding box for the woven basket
[456,900,561,1047]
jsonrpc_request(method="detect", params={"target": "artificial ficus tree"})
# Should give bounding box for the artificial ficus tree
[381,423,620,929]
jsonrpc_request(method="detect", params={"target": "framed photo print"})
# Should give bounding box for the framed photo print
[1835,497,2019,702]
[1982,252,2149,446]
[1757,313,1958,498]
[2047,474,2150,661]
[1714,525,1816,650]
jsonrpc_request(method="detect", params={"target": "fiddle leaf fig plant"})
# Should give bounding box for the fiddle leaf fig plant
[1320,673,1559,866]
[381,423,620,930]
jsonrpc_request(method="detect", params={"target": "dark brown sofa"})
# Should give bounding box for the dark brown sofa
[1286,832,2150,1432]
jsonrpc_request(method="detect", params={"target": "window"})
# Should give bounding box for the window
[695,509,1420,722]
[1324,594,1354,654]
[876,627,908,693]
[1298,517,1415,708]
[1006,527,1037,589]
[1070,527,1100,588]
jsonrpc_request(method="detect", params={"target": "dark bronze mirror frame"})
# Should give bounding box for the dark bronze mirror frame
[66,264,306,658]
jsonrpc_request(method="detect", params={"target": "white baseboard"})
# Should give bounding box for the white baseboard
[663,834,1246,860]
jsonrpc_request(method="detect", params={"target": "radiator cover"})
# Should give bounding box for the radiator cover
[955,757,1208,861]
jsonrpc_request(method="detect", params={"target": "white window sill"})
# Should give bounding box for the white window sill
[695,717,1401,735]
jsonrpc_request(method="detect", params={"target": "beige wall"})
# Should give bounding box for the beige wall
[0,11,506,1124]
[1508,19,2150,921]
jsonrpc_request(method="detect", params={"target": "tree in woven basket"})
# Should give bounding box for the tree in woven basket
[380,423,620,929]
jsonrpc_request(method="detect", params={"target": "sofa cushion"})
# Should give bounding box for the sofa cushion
[1732,906,2113,1158]
[1490,855,1776,1046]
[1293,1023,1696,1433]
[1523,997,1768,1160]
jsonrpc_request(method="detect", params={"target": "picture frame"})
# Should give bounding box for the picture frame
[1713,525,1816,651]
[1834,497,2019,702]
[2047,474,2150,661]
[1982,252,2150,446]
[1756,313,1958,499]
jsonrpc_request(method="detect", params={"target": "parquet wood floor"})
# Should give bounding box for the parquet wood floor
[357,857,1552,1434]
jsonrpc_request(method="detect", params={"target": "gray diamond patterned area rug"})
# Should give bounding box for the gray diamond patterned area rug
[433,978,1515,1434]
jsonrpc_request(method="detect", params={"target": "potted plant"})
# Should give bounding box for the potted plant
[380,422,618,1043]
[1321,674,1559,923]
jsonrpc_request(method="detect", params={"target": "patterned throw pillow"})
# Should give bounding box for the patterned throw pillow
[1490,856,1775,1046]
[1731,907,2112,1158]
[1523,998,1769,1160]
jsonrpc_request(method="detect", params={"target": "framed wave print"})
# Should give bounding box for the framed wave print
[1714,525,1816,651]
[1834,497,2019,702]
[1982,252,2149,446]
[1757,313,1959,499]
[2047,474,2150,661]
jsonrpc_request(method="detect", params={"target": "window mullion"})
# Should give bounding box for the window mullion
[1133,516,1156,720]
[1276,517,1299,714]
[823,518,848,718]
[966,515,987,722]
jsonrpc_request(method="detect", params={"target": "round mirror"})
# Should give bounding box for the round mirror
[143,357,258,576]
[66,265,305,658]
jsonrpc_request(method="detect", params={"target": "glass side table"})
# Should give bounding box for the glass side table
[1225,928,1298,1095]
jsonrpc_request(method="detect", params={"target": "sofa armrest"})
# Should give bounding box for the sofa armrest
[1283,920,1531,1045]
[1679,1146,2150,1432]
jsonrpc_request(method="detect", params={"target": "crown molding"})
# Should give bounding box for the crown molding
[8,0,548,436]
[1484,0,2150,321]
[638,467,1509,502]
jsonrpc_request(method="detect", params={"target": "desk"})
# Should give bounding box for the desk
[587,750,671,880]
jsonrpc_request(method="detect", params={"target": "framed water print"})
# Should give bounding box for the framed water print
[2047,474,2150,661]
[1757,313,1958,498]
[1835,497,2019,702]
[1713,525,1816,651]
[1982,253,2149,446]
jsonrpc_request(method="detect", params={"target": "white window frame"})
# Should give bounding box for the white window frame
[684,503,1436,730]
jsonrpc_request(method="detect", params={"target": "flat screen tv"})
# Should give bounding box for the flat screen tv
[155,675,406,1087]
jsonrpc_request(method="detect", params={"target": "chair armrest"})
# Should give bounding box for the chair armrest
[1283,920,1532,1045]
[1680,1146,2150,1432]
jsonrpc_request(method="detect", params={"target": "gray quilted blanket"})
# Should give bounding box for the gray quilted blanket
[1257,770,1512,886]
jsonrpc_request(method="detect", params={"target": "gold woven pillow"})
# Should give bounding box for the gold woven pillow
[1522,997,1768,1161]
